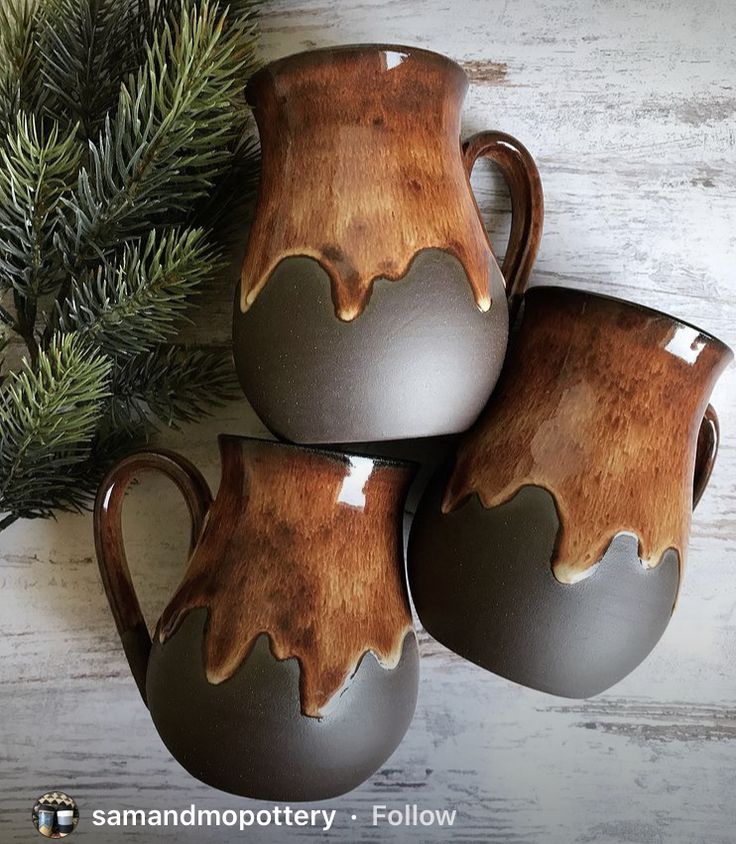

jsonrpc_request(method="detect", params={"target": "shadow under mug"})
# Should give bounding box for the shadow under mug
[408,286,733,697]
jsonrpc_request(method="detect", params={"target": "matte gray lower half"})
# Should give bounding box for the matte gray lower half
[408,477,680,698]
[234,250,508,443]
[146,610,420,801]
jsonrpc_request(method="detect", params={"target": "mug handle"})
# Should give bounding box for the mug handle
[693,404,720,509]
[93,449,212,705]
[462,131,544,323]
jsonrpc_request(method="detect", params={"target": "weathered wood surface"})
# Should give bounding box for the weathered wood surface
[2,0,736,841]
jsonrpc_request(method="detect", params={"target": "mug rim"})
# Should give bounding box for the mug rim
[526,285,733,358]
[217,434,419,472]
[247,43,466,89]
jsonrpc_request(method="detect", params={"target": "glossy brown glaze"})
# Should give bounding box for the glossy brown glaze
[443,287,733,583]
[93,450,213,704]
[95,437,416,719]
[693,403,720,507]
[462,130,544,321]
[158,438,414,716]
[239,44,542,322]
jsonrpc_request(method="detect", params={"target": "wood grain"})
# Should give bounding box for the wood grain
[2,1,736,841]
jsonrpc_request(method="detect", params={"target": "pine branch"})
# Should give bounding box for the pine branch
[156,1,262,237]
[54,227,221,353]
[41,0,151,141]
[107,344,238,433]
[192,129,260,237]
[0,334,111,520]
[0,0,261,530]
[0,1,50,134]
[56,1,254,272]
[0,114,81,302]
[0,114,81,365]
[151,0,261,39]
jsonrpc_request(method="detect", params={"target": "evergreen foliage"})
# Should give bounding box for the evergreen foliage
[0,334,111,524]
[0,0,260,530]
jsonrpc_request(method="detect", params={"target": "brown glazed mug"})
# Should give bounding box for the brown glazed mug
[234,43,543,443]
[408,287,732,697]
[94,437,418,800]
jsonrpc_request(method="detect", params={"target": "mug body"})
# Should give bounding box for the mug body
[235,45,508,442]
[147,437,419,800]
[56,809,75,834]
[147,610,418,800]
[408,287,732,696]
[235,251,507,442]
[37,808,55,836]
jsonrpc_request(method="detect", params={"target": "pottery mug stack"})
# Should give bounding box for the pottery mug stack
[93,44,732,801]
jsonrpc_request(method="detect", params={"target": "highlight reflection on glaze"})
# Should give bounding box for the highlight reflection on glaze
[158,438,415,717]
[443,288,732,583]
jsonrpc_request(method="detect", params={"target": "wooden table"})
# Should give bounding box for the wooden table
[2,1,735,841]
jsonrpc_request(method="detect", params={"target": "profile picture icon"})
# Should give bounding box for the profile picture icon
[32,792,79,838]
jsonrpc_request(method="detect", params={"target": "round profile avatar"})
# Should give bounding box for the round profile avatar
[32,792,79,838]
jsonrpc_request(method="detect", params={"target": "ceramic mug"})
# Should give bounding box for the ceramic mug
[36,807,55,837]
[56,809,75,835]
[408,287,732,697]
[94,437,419,800]
[234,43,543,443]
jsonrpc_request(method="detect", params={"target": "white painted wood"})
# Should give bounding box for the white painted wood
[2,1,735,841]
